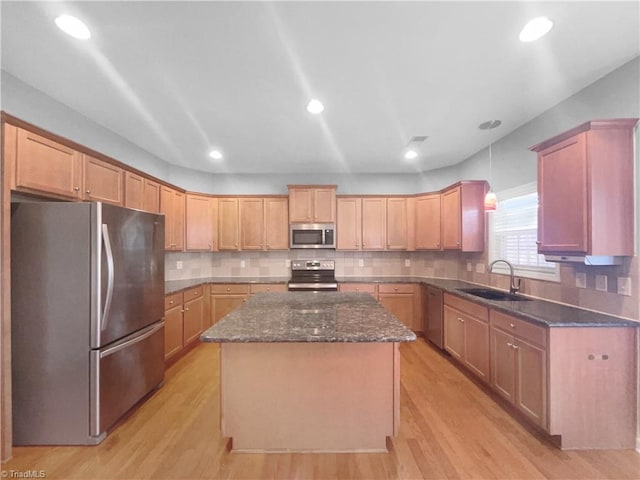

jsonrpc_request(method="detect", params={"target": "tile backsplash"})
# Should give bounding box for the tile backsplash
[165,250,639,321]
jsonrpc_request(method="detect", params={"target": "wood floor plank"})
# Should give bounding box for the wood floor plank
[3,340,639,479]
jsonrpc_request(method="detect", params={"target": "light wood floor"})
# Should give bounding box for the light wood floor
[3,340,639,479]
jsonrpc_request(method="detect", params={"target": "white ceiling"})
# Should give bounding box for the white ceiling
[2,1,639,175]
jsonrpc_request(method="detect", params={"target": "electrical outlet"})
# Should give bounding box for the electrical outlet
[466,262,473,272]
[240,260,246,268]
[475,263,485,274]
[617,277,632,296]
[404,259,411,267]
[358,259,364,267]
[595,274,608,292]
[575,272,587,289]
[176,261,183,270]
[286,259,291,267]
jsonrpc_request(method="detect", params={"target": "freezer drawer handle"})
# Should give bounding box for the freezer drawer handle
[101,224,115,331]
[100,322,164,358]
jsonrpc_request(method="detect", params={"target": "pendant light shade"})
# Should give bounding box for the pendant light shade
[484,191,497,211]
[479,120,501,213]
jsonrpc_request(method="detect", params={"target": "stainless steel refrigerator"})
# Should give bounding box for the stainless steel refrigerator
[11,201,165,445]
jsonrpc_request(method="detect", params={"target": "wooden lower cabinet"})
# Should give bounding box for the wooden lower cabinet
[249,283,287,294]
[210,284,250,325]
[443,294,490,383]
[163,286,205,363]
[163,292,184,362]
[490,311,547,429]
[377,284,422,333]
[338,283,378,298]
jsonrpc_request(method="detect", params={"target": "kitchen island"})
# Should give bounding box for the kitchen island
[200,291,416,452]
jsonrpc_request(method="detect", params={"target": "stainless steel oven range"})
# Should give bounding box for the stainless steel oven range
[287,260,338,291]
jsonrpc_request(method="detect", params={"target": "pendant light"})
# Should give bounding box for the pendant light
[479,120,501,212]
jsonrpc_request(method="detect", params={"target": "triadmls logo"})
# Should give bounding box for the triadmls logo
[1,471,47,479]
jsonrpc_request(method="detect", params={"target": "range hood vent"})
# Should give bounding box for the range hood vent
[544,254,625,266]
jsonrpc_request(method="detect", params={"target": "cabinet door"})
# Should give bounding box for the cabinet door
[163,304,183,361]
[415,194,442,250]
[463,314,490,382]
[386,197,407,250]
[265,197,289,250]
[124,171,145,210]
[143,179,161,213]
[186,194,215,251]
[336,197,361,250]
[211,295,246,325]
[313,187,336,222]
[288,188,313,223]
[218,198,239,250]
[490,328,516,404]
[361,197,386,250]
[378,293,415,330]
[83,155,124,205]
[15,128,82,199]
[240,198,265,250]
[171,190,185,251]
[442,186,461,249]
[183,296,204,346]
[515,338,546,429]
[537,133,588,253]
[443,306,464,361]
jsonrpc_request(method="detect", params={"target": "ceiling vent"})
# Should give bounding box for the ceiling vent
[409,135,429,143]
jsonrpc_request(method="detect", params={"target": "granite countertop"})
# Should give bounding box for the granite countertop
[200,291,417,343]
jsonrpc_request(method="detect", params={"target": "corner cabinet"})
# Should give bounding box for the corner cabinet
[160,186,185,251]
[530,119,638,259]
[185,194,217,251]
[441,181,487,252]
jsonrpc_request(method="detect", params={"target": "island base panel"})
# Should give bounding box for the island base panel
[220,342,399,452]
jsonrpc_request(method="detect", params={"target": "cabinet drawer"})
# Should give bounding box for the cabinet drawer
[183,285,203,301]
[210,284,250,295]
[444,293,488,322]
[164,292,182,311]
[378,283,415,294]
[339,283,378,294]
[250,283,287,293]
[490,310,546,348]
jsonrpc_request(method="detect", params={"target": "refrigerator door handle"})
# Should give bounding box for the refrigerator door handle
[101,224,115,331]
[99,321,164,358]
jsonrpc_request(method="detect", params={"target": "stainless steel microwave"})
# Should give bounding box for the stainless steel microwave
[290,223,336,249]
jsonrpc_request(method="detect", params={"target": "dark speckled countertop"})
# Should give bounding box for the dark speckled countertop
[200,291,417,343]
[168,276,638,329]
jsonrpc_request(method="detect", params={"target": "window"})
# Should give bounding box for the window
[489,182,559,282]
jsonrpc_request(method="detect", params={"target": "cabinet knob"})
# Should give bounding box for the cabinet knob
[510,323,515,329]
[394,288,399,292]
[226,288,230,292]
[184,307,189,311]
[458,317,464,323]
[507,342,513,348]
[169,300,174,304]
[74,186,80,192]
[535,241,541,245]
[86,190,91,194]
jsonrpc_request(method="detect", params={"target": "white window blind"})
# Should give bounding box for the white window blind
[489,183,559,281]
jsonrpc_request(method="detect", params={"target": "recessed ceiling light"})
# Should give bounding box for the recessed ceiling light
[519,16,553,42]
[306,99,324,114]
[209,150,223,160]
[404,150,418,160]
[55,14,91,40]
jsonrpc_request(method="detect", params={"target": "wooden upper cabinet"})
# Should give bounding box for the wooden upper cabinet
[336,197,362,250]
[386,197,408,250]
[185,194,216,251]
[143,178,161,213]
[361,197,386,250]
[530,119,638,257]
[415,193,442,250]
[124,171,145,210]
[14,127,83,200]
[288,185,336,223]
[264,197,289,250]
[83,155,123,205]
[218,198,239,250]
[441,181,486,252]
[125,172,160,213]
[240,198,265,250]
[160,186,185,251]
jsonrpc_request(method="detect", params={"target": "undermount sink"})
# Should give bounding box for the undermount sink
[458,287,532,302]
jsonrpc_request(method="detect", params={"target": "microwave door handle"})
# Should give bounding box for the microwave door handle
[101,224,115,331]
